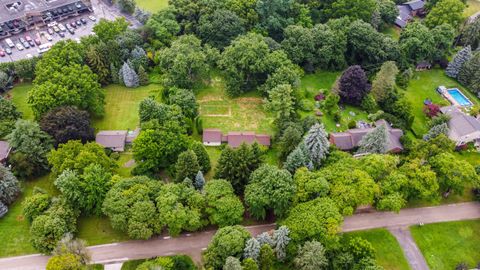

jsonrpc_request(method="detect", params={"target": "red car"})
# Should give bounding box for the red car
[34,38,41,45]
[0,49,5,57]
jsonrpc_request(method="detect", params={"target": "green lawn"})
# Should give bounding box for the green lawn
[411,220,480,270]
[93,84,161,131]
[404,69,480,137]
[381,25,401,40]
[7,83,34,120]
[344,229,411,270]
[465,0,480,16]
[136,0,168,12]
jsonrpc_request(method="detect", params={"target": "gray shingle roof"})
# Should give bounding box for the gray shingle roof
[96,131,127,152]
[404,0,425,11]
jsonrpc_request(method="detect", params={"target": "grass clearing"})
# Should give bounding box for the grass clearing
[7,83,34,120]
[93,84,161,131]
[411,220,480,270]
[344,229,411,270]
[136,0,168,12]
[381,25,401,40]
[465,0,480,16]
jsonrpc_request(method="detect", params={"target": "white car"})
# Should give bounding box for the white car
[15,43,24,51]
[45,33,53,41]
[89,15,96,21]
[58,23,66,32]
[47,21,58,27]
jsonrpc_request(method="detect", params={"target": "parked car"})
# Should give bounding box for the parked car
[70,22,77,28]
[5,47,12,55]
[0,48,5,57]
[75,20,82,26]
[53,25,60,32]
[45,33,53,41]
[34,38,41,45]
[15,43,24,50]
[22,42,30,49]
[58,23,66,32]
[67,27,74,35]
[88,15,96,21]
[80,18,87,24]
[25,35,35,47]
[5,38,14,48]
[58,31,65,38]
[47,28,54,35]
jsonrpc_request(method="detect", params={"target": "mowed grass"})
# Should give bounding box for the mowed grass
[93,84,161,131]
[381,25,401,40]
[344,229,411,270]
[411,220,480,270]
[404,69,480,137]
[136,0,168,12]
[465,0,480,16]
[197,77,274,135]
[7,83,34,120]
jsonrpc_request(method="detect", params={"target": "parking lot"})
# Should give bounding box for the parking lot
[0,0,137,63]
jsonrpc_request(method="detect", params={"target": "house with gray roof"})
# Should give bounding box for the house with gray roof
[329,120,404,153]
[440,106,480,146]
[96,129,140,152]
[395,0,426,28]
[0,141,11,164]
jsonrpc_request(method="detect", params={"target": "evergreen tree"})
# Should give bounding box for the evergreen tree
[120,62,139,88]
[194,171,205,190]
[446,46,472,78]
[175,150,200,183]
[423,123,449,141]
[284,143,310,173]
[0,164,20,205]
[224,256,243,270]
[191,141,211,172]
[458,52,480,95]
[303,124,329,167]
[138,66,149,86]
[357,124,389,154]
[259,244,275,270]
[256,232,275,248]
[272,226,290,261]
[244,238,261,261]
[243,258,259,270]
[111,63,120,84]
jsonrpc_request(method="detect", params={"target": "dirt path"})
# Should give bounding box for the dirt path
[389,227,429,270]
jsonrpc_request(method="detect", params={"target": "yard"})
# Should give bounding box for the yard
[344,229,411,270]
[136,0,168,12]
[465,0,480,16]
[410,220,480,270]
[6,83,34,120]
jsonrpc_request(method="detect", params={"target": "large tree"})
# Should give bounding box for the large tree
[204,179,244,227]
[292,167,330,204]
[266,84,296,125]
[303,123,330,167]
[0,97,21,138]
[461,17,480,50]
[371,61,399,103]
[245,165,294,219]
[198,9,246,49]
[338,65,371,106]
[191,141,211,172]
[327,0,377,22]
[175,150,200,183]
[7,120,53,178]
[39,106,94,146]
[294,241,328,270]
[458,52,480,95]
[0,164,20,205]
[145,8,180,48]
[399,22,435,63]
[168,88,199,120]
[255,0,308,40]
[430,153,478,196]
[425,0,465,29]
[446,46,472,78]
[356,124,389,154]
[93,18,129,42]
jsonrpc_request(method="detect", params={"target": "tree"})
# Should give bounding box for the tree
[243,258,259,270]
[130,46,148,71]
[461,18,480,50]
[175,150,200,183]
[245,165,294,219]
[0,97,21,137]
[204,180,244,227]
[145,9,180,48]
[259,244,275,270]
[278,125,303,160]
[371,61,399,103]
[378,0,398,25]
[102,176,162,240]
[194,171,205,190]
[303,123,329,167]
[138,98,187,127]
[156,35,209,88]
[356,124,389,154]
[266,84,296,125]
[39,106,94,146]
[53,233,90,265]
[292,168,329,204]
[294,241,328,270]
[446,46,472,78]
[399,159,439,201]
[119,62,139,88]
[138,66,149,86]
[204,225,251,270]
[431,23,456,62]
[423,123,449,141]
[117,0,136,14]
[7,120,53,178]
[224,256,243,270]
[399,22,435,63]
[256,232,275,247]
[430,153,478,195]
[281,197,343,244]
[214,143,263,194]
[48,140,117,176]
[198,9,246,49]
[272,226,290,261]
[0,165,20,206]
[284,143,310,173]
[191,141,211,172]
[338,66,371,106]
[23,188,51,223]
[425,0,465,29]
[168,88,199,119]
[46,254,83,270]
[458,52,480,95]
[328,0,377,22]
[244,238,261,261]
[255,0,307,40]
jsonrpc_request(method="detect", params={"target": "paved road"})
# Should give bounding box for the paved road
[389,227,430,270]
[0,202,479,270]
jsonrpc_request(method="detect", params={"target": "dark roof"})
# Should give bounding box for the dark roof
[0,141,11,162]
[227,132,256,148]
[441,106,480,141]
[203,129,222,144]
[96,131,127,152]
[404,0,425,11]
[416,61,432,68]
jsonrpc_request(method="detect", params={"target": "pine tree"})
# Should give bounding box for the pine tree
[272,226,290,261]
[191,141,211,172]
[256,232,274,248]
[224,257,243,270]
[446,46,472,78]
[244,238,261,261]
[175,150,200,183]
[303,123,329,167]
[423,123,449,141]
[284,143,310,173]
[194,171,205,190]
[294,241,328,270]
[356,124,389,154]
[0,164,20,205]
[120,62,139,88]
[138,66,149,86]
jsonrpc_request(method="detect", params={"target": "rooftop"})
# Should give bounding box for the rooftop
[0,140,11,162]
[441,106,480,142]
[96,130,128,152]
[0,0,88,24]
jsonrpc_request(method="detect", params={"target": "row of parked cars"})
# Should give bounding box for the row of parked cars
[0,15,96,57]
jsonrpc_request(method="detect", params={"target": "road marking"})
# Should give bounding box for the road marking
[201,248,207,251]
[163,236,171,240]
[88,243,119,249]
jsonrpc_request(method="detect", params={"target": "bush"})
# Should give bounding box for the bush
[348,120,357,129]
[195,117,203,134]
[299,99,314,112]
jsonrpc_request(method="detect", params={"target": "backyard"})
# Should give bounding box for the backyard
[410,220,480,270]
[136,0,168,12]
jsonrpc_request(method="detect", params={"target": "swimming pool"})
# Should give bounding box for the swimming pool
[447,88,473,106]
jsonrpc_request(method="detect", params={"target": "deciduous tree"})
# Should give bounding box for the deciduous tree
[198,9,246,49]
[338,65,371,106]
[294,241,328,270]
[204,225,251,270]
[425,0,465,29]
[0,97,21,137]
[204,180,244,227]
[175,150,200,183]
[430,153,478,195]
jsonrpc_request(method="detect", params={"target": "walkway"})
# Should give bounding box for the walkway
[389,227,429,270]
[0,202,479,270]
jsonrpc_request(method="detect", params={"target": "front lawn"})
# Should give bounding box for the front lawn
[93,84,161,131]
[136,0,168,12]
[410,220,480,270]
[344,229,411,270]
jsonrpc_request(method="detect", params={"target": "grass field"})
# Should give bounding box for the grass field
[136,0,168,12]
[404,69,480,137]
[197,77,274,135]
[344,229,411,270]
[465,0,480,16]
[381,25,401,40]
[411,220,480,270]
[93,84,161,131]
[7,83,34,120]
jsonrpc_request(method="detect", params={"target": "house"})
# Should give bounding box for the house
[96,129,140,152]
[416,61,432,71]
[202,129,271,148]
[0,141,11,164]
[440,106,480,146]
[395,0,426,28]
[329,120,404,153]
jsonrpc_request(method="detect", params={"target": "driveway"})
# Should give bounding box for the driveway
[0,202,479,270]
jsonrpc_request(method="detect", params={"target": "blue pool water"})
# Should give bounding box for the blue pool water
[448,89,472,106]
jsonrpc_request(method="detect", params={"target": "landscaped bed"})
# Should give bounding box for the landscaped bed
[410,220,480,270]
